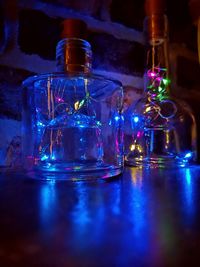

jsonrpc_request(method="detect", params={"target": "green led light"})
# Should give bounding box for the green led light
[163,78,170,85]
[147,67,170,101]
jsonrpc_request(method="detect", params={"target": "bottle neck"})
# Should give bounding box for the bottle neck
[56,38,92,74]
[144,15,170,101]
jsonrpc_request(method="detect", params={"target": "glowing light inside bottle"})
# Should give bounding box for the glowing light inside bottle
[55,96,64,103]
[149,72,156,77]
[130,144,135,151]
[147,67,171,101]
[163,78,169,86]
[74,101,79,111]
[133,116,139,123]
[184,152,192,159]
[41,155,48,161]
[114,115,120,122]
[37,121,45,127]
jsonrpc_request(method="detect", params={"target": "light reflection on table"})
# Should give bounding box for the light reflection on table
[0,166,200,266]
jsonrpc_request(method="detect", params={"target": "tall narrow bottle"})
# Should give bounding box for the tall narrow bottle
[22,19,124,180]
[124,14,197,168]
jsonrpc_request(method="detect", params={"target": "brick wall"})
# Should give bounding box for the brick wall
[0,0,199,165]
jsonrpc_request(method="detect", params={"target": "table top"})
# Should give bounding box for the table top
[1,166,200,267]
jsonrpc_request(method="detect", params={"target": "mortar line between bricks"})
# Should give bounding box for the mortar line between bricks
[17,1,144,44]
[0,49,144,88]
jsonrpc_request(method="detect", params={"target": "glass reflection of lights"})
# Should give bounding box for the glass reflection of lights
[39,181,57,228]
[129,168,176,261]
[182,168,194,222]
[129,168,147,250]
[72,182,91,227]
[72,182,106,245]
[185,168,192,185]
[130,143,143,154]
[111,183,121,215]
[130,168,143,188]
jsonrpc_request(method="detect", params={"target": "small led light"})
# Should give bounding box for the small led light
[56,97,64,103]
[114,116,120,122]
[74,101,79,111]
[133,116,139,123]
[148,71,156,77]
[163,78,170,86]
[145,106,151,112]
[184,152,192,159]
[37,121,45,127]
[41,155,48,161]
[130,144,135,151]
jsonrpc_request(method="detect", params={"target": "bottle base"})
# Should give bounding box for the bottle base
[26,162,123,181]
[125,156,191,168]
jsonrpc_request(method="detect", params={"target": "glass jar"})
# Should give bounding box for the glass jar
[22,29,123,180]
[124,15,197,168]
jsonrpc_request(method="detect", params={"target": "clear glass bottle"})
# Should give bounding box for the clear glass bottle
[22,19,124,180]
[124,15,197,168]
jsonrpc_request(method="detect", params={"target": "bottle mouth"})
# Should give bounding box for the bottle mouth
[144,15,168,45]
[56,38,92,73]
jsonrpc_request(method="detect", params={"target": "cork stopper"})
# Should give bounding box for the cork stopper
[144,0,167,43]
[61,19,87,40]
[145,0,166,16]
[56,19,92,73]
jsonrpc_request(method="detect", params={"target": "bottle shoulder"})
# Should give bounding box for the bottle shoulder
[22,72,122,88]
[125,94,196,128]
[133,95,195,114]
[22,72,123,102]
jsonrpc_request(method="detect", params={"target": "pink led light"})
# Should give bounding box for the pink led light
[155,77,162,82]
[149,72,156,77]
[154,77,162,87]
[55,96,64,103]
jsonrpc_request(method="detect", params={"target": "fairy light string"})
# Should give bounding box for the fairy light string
[143,66,177,120]
[147,66,170,101]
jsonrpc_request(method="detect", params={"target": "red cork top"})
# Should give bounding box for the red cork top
[144,0,167,41]
[61,19,87,39]
[145,0,166,16]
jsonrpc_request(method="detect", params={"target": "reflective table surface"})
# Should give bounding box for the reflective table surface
[0,167,200,266]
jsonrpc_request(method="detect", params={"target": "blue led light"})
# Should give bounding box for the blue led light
[184,152,192,159]
[133,116,139,123]
[114,116,120,122]
[41,155,48,161]
[186,168,191,185]
[37,121,45,127]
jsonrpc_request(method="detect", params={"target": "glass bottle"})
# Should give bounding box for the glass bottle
[22,19,124,180]
[124,14,197,168]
